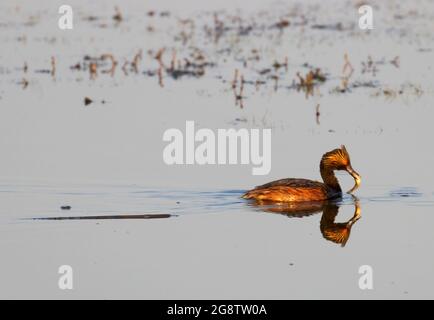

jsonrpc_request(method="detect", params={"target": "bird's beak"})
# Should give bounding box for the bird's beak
[346,166,361,194]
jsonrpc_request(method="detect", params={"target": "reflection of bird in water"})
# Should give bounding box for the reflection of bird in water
[320,201,360,247]
[242,145,361,202]
[249,198,361,247]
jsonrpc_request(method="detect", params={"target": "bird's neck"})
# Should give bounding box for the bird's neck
[320,165,342,192]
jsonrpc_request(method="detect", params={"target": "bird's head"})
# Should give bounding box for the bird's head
[320,145,361,193]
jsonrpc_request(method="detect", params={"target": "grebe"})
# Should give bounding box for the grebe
[242,145,361,202]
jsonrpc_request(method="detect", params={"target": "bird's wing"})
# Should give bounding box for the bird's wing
[254,178,324,190]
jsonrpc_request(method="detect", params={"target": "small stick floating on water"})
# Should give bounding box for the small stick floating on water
[232,69,239,89]
[157,65,164,87]
[51,56,56,78]
[31,213,175,221]
[131,49,142,74]
[155,48,165,68]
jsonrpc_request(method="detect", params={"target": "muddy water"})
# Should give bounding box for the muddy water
[1,0,434,299]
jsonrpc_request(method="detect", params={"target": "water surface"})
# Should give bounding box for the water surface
[1,0,434,299]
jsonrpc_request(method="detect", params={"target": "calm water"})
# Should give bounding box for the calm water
[1,0,434,299]
[1,182,434,298]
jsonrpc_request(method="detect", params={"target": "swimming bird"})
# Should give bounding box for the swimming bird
[242,145,361,202]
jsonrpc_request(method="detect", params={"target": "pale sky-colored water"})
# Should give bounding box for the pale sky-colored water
[1,0,434,299]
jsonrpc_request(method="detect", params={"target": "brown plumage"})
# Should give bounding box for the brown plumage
[242,145,361,202]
